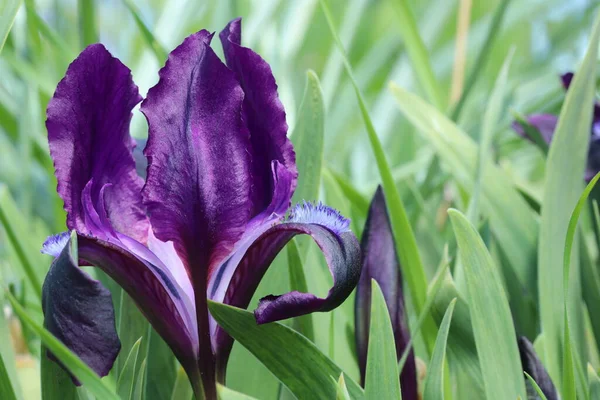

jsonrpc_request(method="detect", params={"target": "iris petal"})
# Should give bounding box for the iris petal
[42,233,120,382]
[46,44,148,243]
[209,201,361,369]
[219,18,297,218]
[518,336,558,400]
[355,186,417,400]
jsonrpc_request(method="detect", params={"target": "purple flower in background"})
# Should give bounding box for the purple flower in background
[40,18,361,399]
[517,337,558,400]
[355,187,418,400]
[513,72,600,181]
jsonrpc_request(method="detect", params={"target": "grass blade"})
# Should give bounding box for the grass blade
[208,301,364,400]
[423,298,456,400]
[319,0,436,355]
[7,290,118,399]
[121,0,168,63]
[78,0,98,46]
[0,352,17,400]
[538,13,600,391]
[364,281,401,400]
[524,372,549,400]
[389,0,444,110]
[291,70,325,205]
[448,209,526,400]
[589,364,600,400]
[287,240,314,341]
[0,0,21,54]
[40,349,79,400]
[451,0,512,120]
[170,366,193,400]
[116,337,142,400]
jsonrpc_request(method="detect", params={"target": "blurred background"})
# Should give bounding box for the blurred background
[0,0,598,398]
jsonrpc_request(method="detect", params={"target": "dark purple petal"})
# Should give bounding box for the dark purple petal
[141,29,252,277]
[355,186,417,400]
[513,114,558,144]
[561,72,574,89]
[208,202,360,371]
[76,235,199,375]
[46,44,148,243]
[42,233,120,382]
[518,336,558,400]
[219,18,297,218]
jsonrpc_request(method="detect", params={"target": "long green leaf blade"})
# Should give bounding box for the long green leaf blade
[423,298,456,400]
[364,281,401,400]
[117,337,142,400]
[538,13,600,391]
[0,352,17,400]
[0,0,21,54]
[319,0,436,354]
[389,0,444,110]
[448,209,526,400]
[208,301,364,400]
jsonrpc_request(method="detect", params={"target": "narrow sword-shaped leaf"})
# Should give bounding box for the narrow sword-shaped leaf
[0,0,21,54]
[287,240,314,341]
[389,0,444,110]
[41,349,79,400]
[539,14,600,390]
[589,364,600,400]
[423,299,456,400]
[561,173,600,400]
[451,0,512,120]
[116,337,142,400]
[319,0,436,355]
[170,366,193,400]
[524,372,549,400]
[448,209,526,400]
[208,301,364,400]
[78,0,98,46]
[217,385,258,400]
[364,281,402,400]
[0,352,17,400]
[291,70,325,205]
[121,0,168,63]
[7,291,119,400]
[335,374,352,400]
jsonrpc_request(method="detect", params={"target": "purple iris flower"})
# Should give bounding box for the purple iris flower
[40,18,361,399]
[354,187,417,400]
[513,72,600,181]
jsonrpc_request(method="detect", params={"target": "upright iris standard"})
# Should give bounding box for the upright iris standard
[41,18,361,399]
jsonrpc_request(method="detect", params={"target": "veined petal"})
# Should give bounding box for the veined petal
[355,187,417,400]
[518,336,558,400]
[46,44,148,243]
[219,18,297,217]
[141,29,252,277]
[209,201,361,368]
[42,230,198,380]
[42,233,119,381]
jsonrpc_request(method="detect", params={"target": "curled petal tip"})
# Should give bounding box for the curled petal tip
[287,201,351,235]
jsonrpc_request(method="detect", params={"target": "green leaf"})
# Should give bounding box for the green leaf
[291,70,325,205]
[0,0,21,54]
[78,0,98,46]
[364,281,401,400]
[588,364,600,400]
[0,184,45,299]
[207,301,364,400]
[287,240,315,341]
[538,13,600,392]
[117,337,143,400]
[115,293,148,379]
[335,374,352,400]
[121,0,168,63]
[524,372,549,400]
[389,83,537,315]
[0,352,17,400]
[170,366,193,400]
[144,327,176,400]
[133,358,147,400]
[448,209,526,400]
[40,349,79,400]
[561,173,600,400]
[7,278,119,399]
[451,0,512,120]
[389,0,444,110]
[319,0,436,355]
[423,298,456,400]
[217,384,258,400]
